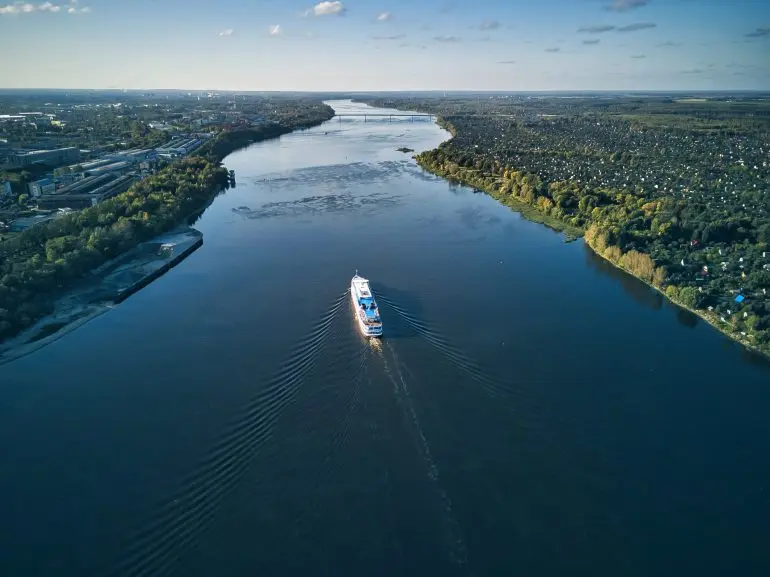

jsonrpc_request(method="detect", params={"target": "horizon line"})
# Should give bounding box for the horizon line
[0,88,769,94]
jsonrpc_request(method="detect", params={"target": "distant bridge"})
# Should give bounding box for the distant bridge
[333,113,435,122]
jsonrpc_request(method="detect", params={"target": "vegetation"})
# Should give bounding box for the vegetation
[0,156,228,340]
[364,94,770,357]
[0,99,334,343]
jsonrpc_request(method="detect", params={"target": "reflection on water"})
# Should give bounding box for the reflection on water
[675,307,700,329]
[583,242,664,311]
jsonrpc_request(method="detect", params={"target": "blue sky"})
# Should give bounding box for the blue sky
[1,0,768,90]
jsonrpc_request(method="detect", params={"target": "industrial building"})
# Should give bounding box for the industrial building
[9,213,59,232]
[74,149,157,176]
[82,160,133,176]
[37,173,136,209]
[156,137,202,158]
[5,147,81,169]
[28,178,55,198]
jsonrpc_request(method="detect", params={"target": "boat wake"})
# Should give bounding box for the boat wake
[100,289,350,577]
[377,340,469,569]
[376,293,525,415]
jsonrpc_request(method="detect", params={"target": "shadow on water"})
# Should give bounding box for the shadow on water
[739,345,770,370]
[583,242,664,312]
[673,306,700,329]
[370,282,424,340]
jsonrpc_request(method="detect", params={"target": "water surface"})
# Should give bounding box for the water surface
[1,99,769,577]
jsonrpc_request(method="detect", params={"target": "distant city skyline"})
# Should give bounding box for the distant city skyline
[1,0,769,90]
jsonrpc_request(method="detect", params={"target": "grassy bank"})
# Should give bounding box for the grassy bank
[416,116,770,360]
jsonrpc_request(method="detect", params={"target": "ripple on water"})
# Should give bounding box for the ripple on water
[100,289,350,577]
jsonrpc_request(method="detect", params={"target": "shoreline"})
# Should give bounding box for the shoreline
[0,108,335,355]
[0,227,203,364]
[413,114,768,360]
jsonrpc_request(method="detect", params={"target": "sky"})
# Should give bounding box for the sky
[0,0,769,91]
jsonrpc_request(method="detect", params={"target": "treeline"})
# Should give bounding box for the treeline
[200,103,335,162]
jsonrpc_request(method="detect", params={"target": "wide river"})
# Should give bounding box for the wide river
[1,100,769,577]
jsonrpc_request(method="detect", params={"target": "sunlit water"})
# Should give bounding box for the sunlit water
[1,100,769,577]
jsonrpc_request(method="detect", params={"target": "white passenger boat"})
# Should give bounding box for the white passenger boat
[351,271,383,337]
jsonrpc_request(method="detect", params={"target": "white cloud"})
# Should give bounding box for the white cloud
[311,1,344,16]
[0,1,89,14]
[433,35,460,42]
[269,24,281,35]
[217,28,234,37]
[376,11,390,21]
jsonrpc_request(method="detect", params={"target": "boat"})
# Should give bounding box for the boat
[351,271,383,337]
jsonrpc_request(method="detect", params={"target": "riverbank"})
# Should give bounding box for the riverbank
[201,103,334,162]
[415,116,770,360]
[0,227,203,364]
[0,105,336,346]
[584,231,768,359]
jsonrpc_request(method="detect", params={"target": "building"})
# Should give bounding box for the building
[37,173,136,209]
[9,213,58,232]
[82,160,133,176]
[28,178,56,198]
[156,137,202,158]
[1,181,12,197]
[6,147,81,169]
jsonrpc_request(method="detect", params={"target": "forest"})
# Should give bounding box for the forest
[361,94,770,356]
[0,100,335,342]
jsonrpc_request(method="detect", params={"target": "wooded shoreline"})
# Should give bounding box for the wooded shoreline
[415,115,770,360]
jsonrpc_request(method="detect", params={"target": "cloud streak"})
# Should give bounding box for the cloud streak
[604,0,647,12]
[476,20,500,30]
[0,1,89,14]
[372,34,405,40]
[217,28,234,37]
[577,21,656,34]
[617,22,656,32]
[745,26,770,38]
[433,35,461,42]
[578,24,616,33]
[269,24,281,36]
[375,11,390,21]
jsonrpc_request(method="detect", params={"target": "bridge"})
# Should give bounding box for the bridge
[333,113,435,123]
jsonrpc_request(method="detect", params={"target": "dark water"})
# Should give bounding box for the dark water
[1,100,769,577]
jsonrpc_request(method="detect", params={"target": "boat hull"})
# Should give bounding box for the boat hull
[351,280,383,338]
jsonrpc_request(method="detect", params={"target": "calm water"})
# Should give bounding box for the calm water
[1,100,769,577]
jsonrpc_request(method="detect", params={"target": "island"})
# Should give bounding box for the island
[0,93,334,346]
[357,94,770,359]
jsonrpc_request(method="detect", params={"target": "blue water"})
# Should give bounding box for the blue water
[0,100,768,577]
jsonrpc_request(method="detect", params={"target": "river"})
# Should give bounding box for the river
[1,100,769,577]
